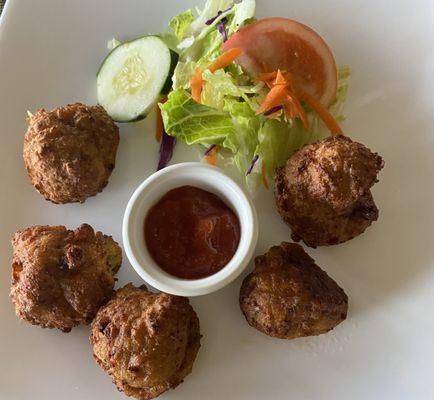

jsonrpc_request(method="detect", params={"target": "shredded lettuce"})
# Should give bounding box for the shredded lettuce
[169,10,195,40]
[172,30,224,90]
[188,0,234,37]
[172,61,198,90]
[227,0,256,34]
[170,0,255,62]
[201,69,264,110]
[170,0,257,98]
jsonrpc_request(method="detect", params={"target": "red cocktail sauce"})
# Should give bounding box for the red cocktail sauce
[144,186,241,279]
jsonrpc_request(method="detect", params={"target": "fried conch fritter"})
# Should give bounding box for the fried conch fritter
[90,284,201,400]
[23,103,119,204]
[240,242,348,339]
[10,224,122,332]
[275,135,384,247]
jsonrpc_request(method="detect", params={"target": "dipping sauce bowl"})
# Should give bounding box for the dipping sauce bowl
[123,162,258,296]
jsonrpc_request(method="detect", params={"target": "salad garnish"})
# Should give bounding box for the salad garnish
[204,144,218,166]
[190,47,242,102]
[298,91,343,136]
[157,130,176,171]
[97,0,350,191]
[155,96,176,170]
[246,154,259,176]
[161,0,350,190]
[256,70,309,130]
[263,105,283,117]
[204,144,217,156]
[205,8,232,25]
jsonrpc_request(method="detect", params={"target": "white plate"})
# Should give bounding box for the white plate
[1,1,434,399]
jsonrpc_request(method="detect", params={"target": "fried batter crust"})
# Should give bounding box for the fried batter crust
[90,284,201,400]
[240,242,348,339]
[10,224,122,332]
[23,103,119,204]
[275,136,384,247]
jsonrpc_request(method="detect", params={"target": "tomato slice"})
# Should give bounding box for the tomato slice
[223,18,338,107]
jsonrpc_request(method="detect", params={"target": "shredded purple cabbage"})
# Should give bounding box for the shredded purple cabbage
[246,155,259,175]
[264,105,284,116]
[204,144,216,156]
[205,7,232,25]
[217,21,228,42]
[157,131,176,170]
[205,10,222,25]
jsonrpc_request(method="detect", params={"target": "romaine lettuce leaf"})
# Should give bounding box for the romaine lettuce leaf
[223,100,260,175]
[160,89,235,145]
[256,119,294,178]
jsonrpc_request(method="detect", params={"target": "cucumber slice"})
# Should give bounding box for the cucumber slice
[97,36,178,122]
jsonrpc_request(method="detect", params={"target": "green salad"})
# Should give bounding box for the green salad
[97,0,350,191]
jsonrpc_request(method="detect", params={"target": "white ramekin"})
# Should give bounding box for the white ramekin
[122,162,259,296]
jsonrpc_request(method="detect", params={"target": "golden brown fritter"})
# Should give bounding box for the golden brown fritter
[10,224,122,332]
[90,284,201,400]
[275,135,384,247]
[239,242,348,339]
[23,103,119,204]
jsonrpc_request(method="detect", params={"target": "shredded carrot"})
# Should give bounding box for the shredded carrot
[190,69,204,102]
[209,48,242,72]
[256,69,309,129]
[155,97,167,142]
[256,69,344,135]
[274,69,288,86]
[258,71,277,81]
[283,93,309,130]
[205,145,218,166]
[189,48,242,103]
[256,85,288,115]
[261,161,269,189]
[299,92,342,136]
[258,70,290,88]
[258,71,277,84]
